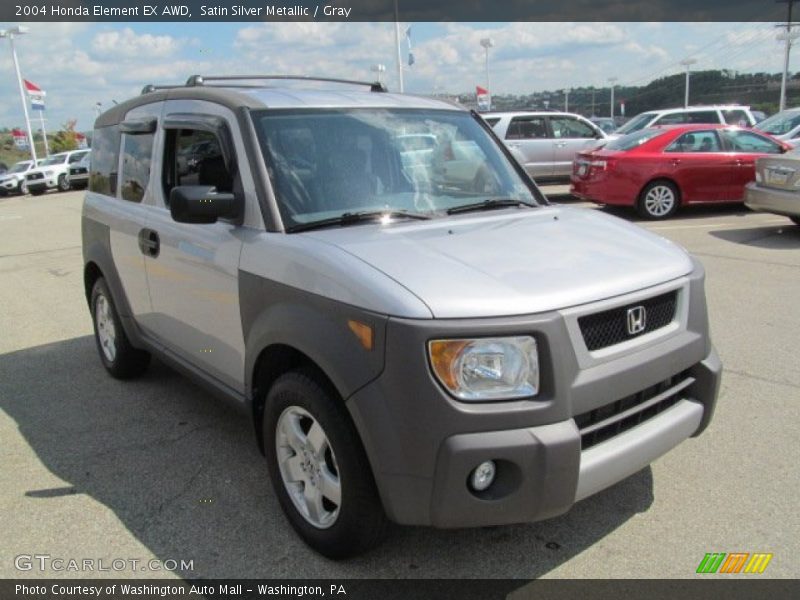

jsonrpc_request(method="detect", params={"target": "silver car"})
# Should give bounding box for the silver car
[745,150,800,226]
[82,75,721,559]
[486,111,607,179]
[754,107,800,146]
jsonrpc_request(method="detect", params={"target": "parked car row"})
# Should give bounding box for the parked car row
[0,150,91,197]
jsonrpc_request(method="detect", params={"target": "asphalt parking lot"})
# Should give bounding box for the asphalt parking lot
[1,187,798,580]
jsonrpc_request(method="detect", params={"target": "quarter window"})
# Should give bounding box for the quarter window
[722,109,750,126]
[88,125,120,197]
[120,133,154,203]
[506,116,548,140]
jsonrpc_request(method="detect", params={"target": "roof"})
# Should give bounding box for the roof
[94,77,465,128]
[640,105,751,115]
[482,110,583,118]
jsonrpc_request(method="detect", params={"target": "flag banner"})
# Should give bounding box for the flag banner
[405,25,414,66]
[11,128,29,150]
[476,85,490,111]
[24,79,46,111]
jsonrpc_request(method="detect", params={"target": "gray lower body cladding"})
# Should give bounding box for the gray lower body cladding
[346,266,721,527]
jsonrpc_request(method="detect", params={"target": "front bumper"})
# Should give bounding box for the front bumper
[745,181,800,218]
[346,265,721,527]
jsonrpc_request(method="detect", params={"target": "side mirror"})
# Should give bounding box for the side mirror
[169,185,240,224]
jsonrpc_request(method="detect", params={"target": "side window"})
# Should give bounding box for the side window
[505,116,548,140]
[722,109,749,126]
[665,130,721,153]
[655,113,688,125]
[120,133,154,203]
[550,116,596,139]
[88,125,120,196]
[686,111,721,124]
[721,130,782,154]
[68,151,88,164]
[163,129,233,203]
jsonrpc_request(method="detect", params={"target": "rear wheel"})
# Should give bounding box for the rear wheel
[264,369,388,558]
[18,180,28,195]
[57,174,71,192]
[638,180,680,219]
[790,216,800,227]
[90,278,150,379]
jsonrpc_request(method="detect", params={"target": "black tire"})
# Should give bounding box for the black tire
[90,277,150,379]
[263,369,388,559]
[790,216,800,226]
[18,180,28,196]
[57,174,71,192]
[637,180,680,219]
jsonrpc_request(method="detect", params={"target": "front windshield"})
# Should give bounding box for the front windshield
[756,110,800,136]
[615,112,655,135]
[253,108,539,229]
[9,162,31,174]
[40,154,67,166]
[605,128,664,151]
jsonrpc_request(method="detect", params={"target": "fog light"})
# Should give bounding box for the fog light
[470,461,496,492]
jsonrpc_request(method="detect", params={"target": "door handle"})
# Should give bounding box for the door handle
[555,141,568,147]
[670,159,681,166]
[138,228,160,258]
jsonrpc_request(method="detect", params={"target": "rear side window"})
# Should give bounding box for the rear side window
[88,125,120,196]
[506,116,548,140]
[665,130,721,153]
[120,133,154,203]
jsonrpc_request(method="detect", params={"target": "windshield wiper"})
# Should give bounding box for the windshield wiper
[446,198,536,215]
[286,210,431,233]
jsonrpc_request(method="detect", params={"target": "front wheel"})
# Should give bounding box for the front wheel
[638,180,680,219]
[90,278,150,379]
[18,180,28,195]
[264,370,388,558]
[57,174,71,192]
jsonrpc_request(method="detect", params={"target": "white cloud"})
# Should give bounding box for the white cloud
[91,27,182,58]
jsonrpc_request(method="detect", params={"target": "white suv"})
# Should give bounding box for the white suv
[610,105,757,139]
[0,159,38,196]
[25,149,90,195]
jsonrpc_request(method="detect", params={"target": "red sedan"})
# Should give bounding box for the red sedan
[570,124,791,219]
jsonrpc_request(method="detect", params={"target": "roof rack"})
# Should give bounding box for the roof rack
[140,84,181,95]
[184,74,387,93]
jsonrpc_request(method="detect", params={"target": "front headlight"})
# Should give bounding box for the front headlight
[428,336,539,401]
[44,170,54,177]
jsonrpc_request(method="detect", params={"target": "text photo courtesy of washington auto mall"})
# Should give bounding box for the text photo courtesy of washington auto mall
[0,1,799,599]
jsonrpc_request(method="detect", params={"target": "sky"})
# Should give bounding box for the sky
[0,21,791,132]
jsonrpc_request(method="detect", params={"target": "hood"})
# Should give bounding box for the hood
[304,206,693,319]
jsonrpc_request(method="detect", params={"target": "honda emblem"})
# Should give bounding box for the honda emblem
[626,306,647,335]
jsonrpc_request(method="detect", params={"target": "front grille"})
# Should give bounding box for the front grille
[70,168,87,175]
[578,291,677,351]
[27,173,43,181]
[575,370,694,450]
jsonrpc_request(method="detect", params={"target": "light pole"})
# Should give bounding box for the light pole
[371,64,386,85]
[680,58,698,108]
[393,0,403,92]
[480,38,494,111]
[608,77,618,118]
[0,26,37,163]
[564,89,570,112]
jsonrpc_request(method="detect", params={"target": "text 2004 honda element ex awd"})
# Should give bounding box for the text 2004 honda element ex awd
[82,75,721,558]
